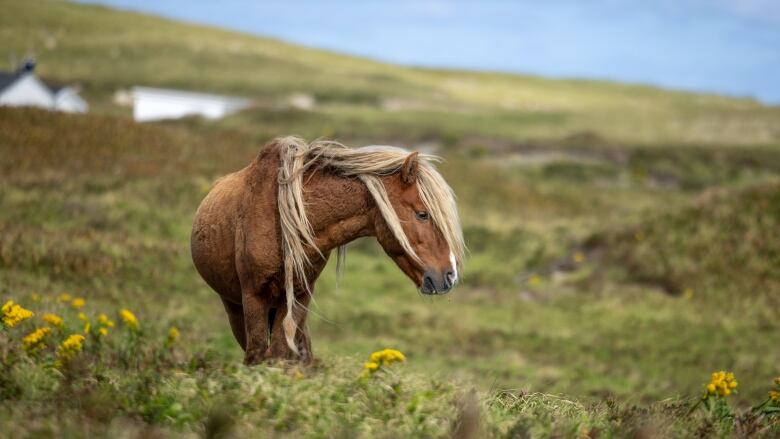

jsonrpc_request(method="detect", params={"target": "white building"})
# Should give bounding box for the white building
[52,86,89,113]
[131,86,252,122]
[0,66,88,113]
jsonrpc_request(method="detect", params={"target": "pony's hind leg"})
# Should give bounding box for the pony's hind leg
[242,287,270,365]
[221,298,246,351]
[268,291,313,362]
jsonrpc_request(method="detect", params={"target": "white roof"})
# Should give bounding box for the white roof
[132,86,252,105]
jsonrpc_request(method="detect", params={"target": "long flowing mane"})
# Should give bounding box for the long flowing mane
[274,136,465,353]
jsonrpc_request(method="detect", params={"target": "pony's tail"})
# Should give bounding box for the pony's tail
[282,257,300,355]
[282,311,298,355]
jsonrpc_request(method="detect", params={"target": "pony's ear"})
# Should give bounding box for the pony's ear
[401,152,419,185]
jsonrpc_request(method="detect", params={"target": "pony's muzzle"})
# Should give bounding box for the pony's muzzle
[421,268,455,295]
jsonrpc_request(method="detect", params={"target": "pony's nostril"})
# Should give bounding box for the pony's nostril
[444,270,455,287]
[423,275,436,293]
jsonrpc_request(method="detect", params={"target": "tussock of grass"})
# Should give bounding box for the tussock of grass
[596,182,780,297]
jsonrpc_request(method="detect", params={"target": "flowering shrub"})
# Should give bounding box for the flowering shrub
[1,300,34,328]
[57,334,85,362]
[0,295,174,375]
[22,327,51,352]
[689,370,738,420]
[773,377,780,402]
[119,308,139,331]
[361,348,406,378]
[70,298,86,310]
[706,371,738,397]
[42,313,64,328]
[97,313,115,328]
[752,376,780,418]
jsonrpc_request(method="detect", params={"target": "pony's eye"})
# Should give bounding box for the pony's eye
[415,211,430,221]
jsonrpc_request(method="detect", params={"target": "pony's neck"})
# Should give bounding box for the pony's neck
[307,171,377,253]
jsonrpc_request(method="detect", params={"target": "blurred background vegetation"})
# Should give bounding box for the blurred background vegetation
[0,1,779,437]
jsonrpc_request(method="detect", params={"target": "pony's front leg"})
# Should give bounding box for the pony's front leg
[268,292,312,362]
[242,288,270,365]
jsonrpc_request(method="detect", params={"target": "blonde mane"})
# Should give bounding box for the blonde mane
[275,136,465,353]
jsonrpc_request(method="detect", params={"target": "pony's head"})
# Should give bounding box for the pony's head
[275,136,464,299]
[275,137,465,354]
[372,152,464,295]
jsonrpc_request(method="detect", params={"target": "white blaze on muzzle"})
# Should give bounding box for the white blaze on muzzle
[449,251,458,285]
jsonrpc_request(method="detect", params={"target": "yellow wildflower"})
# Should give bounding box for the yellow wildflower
[774,376,780,387]
[2,300,35,328]
[97,313,115,328]
[30,293,41,302]
[58,293,72,303]
[167,326,180,345]
[83,322,91,334]
[368,348,406,364]
[54,334,85,369]
[78,312,88,321]
[363,348,406,376]
[71,298,86,309]
[98,327,109,337]
[770,391,780,403]
[58,334,85,356]
[22,327,51,351]
[42,313,64,328]
[119,308,139,330]
[705,371,738,397]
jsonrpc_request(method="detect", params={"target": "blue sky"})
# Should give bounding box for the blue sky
[80,1,780,104]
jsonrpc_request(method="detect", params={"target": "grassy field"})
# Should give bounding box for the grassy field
[2,1,780,437]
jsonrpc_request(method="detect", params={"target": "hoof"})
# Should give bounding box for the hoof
[243,349,266,366]
[266,346,303,362]
[298,347,313,364]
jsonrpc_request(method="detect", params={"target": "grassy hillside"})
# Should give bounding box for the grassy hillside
[1,1,780,437]
[2,107,779,436]
[1,0,779,147]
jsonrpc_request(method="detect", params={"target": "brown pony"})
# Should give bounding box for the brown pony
[191,137,464,364]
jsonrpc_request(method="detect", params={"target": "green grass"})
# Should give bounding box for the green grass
[3,297,757,439]
[594,182,780,297]
[1,1,780,436]
[2,107,780,437]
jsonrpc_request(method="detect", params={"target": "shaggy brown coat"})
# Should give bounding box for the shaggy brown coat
[191,138,460,364]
